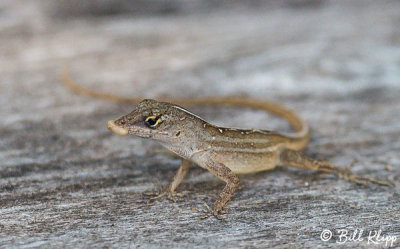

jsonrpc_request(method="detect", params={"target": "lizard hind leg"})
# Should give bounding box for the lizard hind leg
[279,149,394,187]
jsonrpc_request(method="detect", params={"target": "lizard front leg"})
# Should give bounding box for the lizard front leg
[146,159,191,203]
[279,149,394,187]
[192,152,240,220]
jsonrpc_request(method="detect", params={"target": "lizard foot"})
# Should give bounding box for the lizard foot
[192,203,227,221]
[338,171,394,187]
[337,161,394,187]
[144,190,184,204]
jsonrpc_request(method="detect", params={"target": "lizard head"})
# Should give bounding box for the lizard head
[107,99,199,143]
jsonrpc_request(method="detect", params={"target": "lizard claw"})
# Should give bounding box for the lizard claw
[192,203,227,221]
[144,190,184,204]
[338,169,394,187]
[166,192,184,202]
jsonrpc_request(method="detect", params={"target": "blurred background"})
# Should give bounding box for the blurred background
[2,0,399,98]
[0,0,399,248]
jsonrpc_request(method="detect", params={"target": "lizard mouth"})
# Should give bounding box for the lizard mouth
[107,120,128,136]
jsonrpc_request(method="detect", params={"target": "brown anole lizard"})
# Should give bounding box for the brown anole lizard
[62,69,394,220]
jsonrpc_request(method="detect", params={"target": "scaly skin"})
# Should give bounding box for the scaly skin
[62,69,394,220]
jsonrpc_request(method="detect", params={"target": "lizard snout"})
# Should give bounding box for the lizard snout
[107,120,128,136]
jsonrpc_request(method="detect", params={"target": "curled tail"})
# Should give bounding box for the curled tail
[62,68,310,150]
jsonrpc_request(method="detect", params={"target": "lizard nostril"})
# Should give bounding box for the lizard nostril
[176,131,181,137]
[120,120,126,125]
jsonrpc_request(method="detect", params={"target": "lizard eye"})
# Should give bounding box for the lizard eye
[144,116,161,128]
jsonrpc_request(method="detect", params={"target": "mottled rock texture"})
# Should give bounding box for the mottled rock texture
[0,0,399,248]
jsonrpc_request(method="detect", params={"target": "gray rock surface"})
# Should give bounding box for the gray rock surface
[0,0,399,248]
